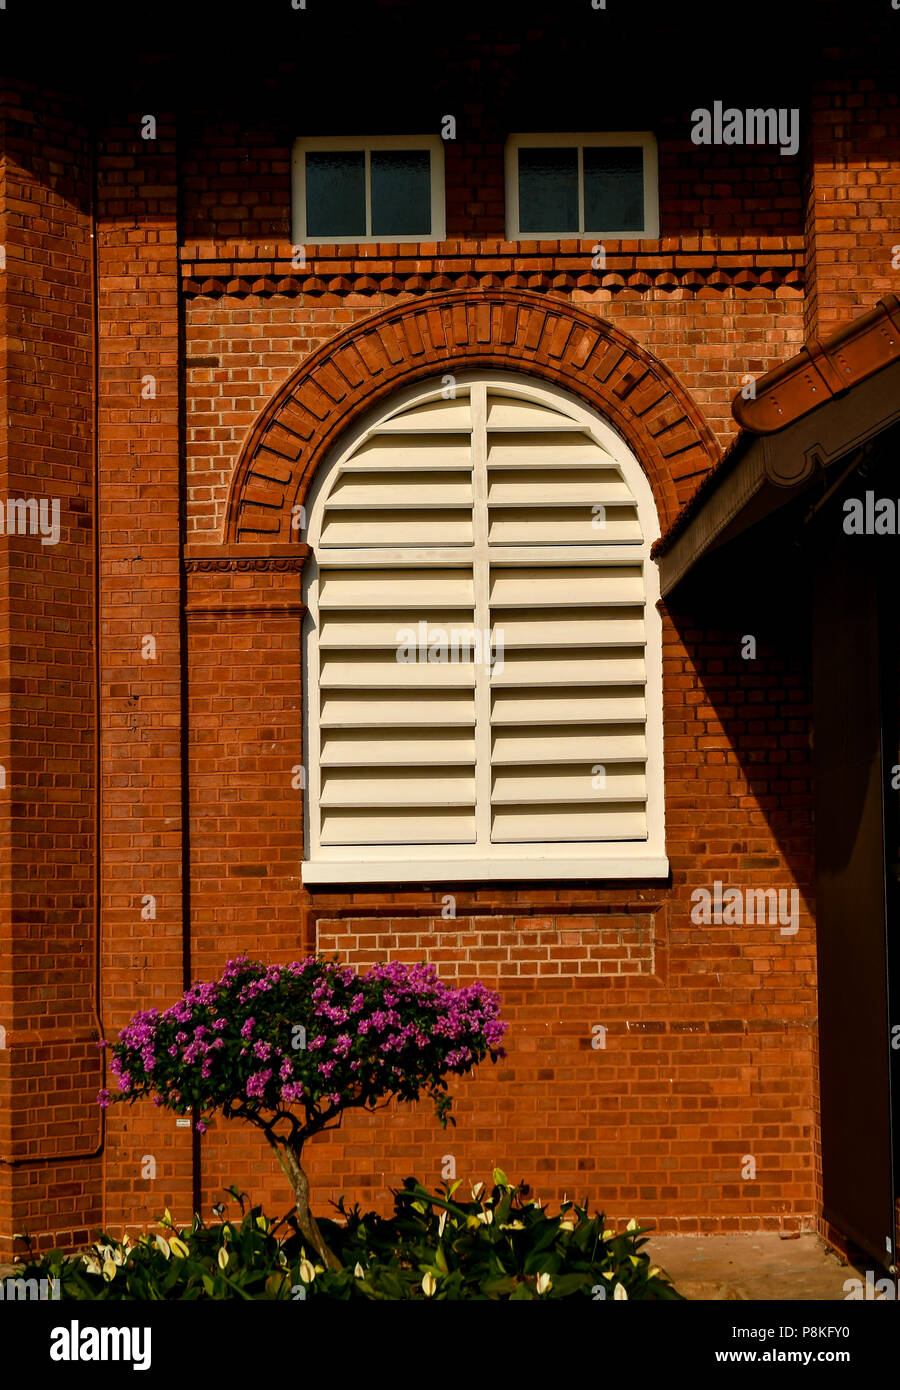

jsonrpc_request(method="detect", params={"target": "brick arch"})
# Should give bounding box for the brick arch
[226,290,720,543]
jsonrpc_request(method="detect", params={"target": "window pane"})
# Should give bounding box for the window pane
[583,146,644,232]
[305,150,366,237]
[371,149,432,236]
[517,147,578,233]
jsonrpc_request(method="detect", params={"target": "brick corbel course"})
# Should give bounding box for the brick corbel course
[178,239,805,299]
[183,543,310,618]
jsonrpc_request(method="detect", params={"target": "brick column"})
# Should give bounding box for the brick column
[182,545,308,1217]
[96,112,193,1230]
[0,84,101,1257]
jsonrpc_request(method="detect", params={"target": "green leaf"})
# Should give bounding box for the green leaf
[523,1248,562,1276]
[529,1221,561,1255]
[544,1271,591,1297]
[481,1274,519,1296]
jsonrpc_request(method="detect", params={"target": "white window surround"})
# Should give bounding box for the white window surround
[301,371,667,885]
[291,135,446,246]
[505,132,659,240]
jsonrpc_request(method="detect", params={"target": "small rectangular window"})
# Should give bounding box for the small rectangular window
[293,136,445,245]
[506,133,658,239]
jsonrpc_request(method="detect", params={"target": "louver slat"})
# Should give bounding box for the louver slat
[491,802,647,842]
[489,566,644,607]
[321,807,476,845]
[488,506,642,544]
[319,569,474,607]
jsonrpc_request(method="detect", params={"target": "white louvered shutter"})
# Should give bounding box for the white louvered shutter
[304,376,664,881]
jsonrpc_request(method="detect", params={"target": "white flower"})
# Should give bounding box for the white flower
[102,1258,117,1282]
[626,1218,638,1232]
[298,1259,316,1285]
[82,1255,102,1276]
[437,1210,448,1238]
[477,1207,494,1225]
[217,1246,229,1270]
[421,1272,438,1297]
[614,1282,628,1300]
[154,1234,171,1259]
[536,1272,552,1295]
[602,1229,614,1241]
[471,1182,484,1200]
[354,1262,365,1279]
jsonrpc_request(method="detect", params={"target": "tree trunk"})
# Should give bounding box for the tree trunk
[268,1135,341,1271]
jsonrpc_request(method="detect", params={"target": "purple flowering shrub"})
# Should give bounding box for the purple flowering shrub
[99,955,507,1267]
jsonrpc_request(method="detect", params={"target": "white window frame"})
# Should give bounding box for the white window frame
[301,371,667,885]
[291,135,446,245]
[505,132,659,240]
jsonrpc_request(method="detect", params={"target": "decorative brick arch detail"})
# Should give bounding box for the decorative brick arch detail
[225,290,720,543]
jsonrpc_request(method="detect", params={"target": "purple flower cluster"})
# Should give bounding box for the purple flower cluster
[98,953,507,1134]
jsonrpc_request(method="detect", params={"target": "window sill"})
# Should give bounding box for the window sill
[301,853,669,885]
[300,232,444,246]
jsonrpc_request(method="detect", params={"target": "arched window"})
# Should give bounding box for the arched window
[302,372,666,883]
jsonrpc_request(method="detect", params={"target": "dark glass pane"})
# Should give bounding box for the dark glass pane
[305,150,366,237]
[371,149,432,236]
[583,146,644,232]
[517,147,578,233]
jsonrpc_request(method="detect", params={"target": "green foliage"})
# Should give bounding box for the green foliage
[18,1176,682,1301]
[315,1172,683,1300]
[17,1189,318,1302]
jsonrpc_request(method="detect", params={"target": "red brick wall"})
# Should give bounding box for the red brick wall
[185,602,816,1233]
[178,293,818,1232]
[179,114,805,246]
[0,86,102,1259]
[805,82,900,337]
[184,288,805,546]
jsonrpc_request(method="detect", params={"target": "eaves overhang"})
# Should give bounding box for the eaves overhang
[654,296,900,597]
